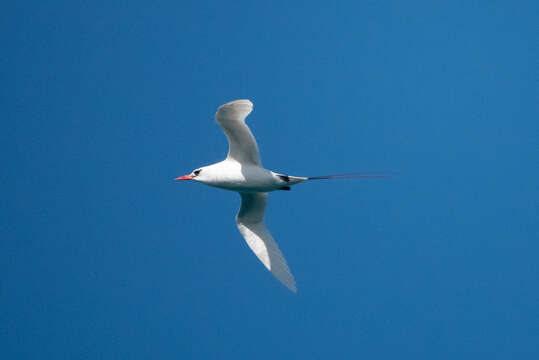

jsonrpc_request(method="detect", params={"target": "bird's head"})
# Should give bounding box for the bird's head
[175,167,205,182]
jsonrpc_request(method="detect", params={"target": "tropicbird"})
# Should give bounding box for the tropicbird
[176,99,386,292]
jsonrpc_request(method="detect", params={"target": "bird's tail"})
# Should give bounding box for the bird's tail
[307,172,392,180]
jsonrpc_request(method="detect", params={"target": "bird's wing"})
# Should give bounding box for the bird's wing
[215,99,261,165]
[236,192,296,292]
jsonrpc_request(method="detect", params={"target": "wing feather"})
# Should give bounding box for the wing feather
[236,192,296,292]
[215,99,261,165]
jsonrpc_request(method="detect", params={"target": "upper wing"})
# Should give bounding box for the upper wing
[236,192,296,292]
[215,99,261,165]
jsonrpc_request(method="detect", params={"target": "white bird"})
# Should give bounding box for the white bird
[176,100,386,292]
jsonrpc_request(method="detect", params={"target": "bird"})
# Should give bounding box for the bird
[176,99,387,292]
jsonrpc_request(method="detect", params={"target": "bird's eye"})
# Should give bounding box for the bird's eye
[193,169,201,176]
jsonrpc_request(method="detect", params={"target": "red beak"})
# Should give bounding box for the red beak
[175,174,195,181]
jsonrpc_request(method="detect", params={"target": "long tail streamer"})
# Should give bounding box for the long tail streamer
[308,172,392,180]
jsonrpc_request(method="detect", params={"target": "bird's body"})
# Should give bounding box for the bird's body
[176,99,386,292]
[192,160,306,193]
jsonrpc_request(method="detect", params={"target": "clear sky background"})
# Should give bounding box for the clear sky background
[2,1,538,359]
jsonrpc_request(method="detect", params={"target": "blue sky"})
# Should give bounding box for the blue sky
[2,1,538,359]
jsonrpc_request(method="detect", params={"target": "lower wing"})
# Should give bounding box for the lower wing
[236,192,296,292]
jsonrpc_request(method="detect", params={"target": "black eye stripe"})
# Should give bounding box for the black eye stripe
[194,169,201,176]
